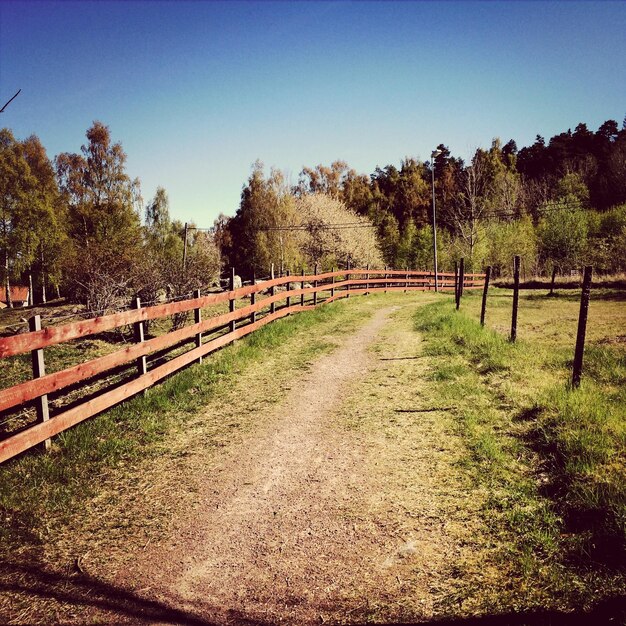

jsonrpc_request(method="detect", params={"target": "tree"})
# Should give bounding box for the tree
[56,121,142,313]
[21,135,66,303]
[212,213,233,269]
[538,202,588,277]
[137,186,182,305]
[295,193,382,269]
[297,161,350,199]
[341,169,374,216]
[228,162,301,278]
[484,216,538,278]
[0,128,37,307]
[448,147,490,269]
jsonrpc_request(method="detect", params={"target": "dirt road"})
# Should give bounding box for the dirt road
[88,302,479,625]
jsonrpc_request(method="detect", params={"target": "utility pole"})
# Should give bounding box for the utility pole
[431,149,442,292]
[182,222,189,274]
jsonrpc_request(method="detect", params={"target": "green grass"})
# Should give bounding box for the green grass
[0,296,377,552]
[415,290,626,576]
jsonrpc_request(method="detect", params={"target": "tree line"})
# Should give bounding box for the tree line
[2,116,625,312]
[220,116,626,280]
[1,122,219,313]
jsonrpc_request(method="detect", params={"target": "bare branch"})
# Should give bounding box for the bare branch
[0,89,21,113]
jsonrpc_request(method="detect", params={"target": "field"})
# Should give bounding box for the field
[0,286,624,624]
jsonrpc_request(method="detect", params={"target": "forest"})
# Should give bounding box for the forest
[1,117,626,313]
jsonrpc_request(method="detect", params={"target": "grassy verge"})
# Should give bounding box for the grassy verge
[0,296,378,558]
[413,290,625,610]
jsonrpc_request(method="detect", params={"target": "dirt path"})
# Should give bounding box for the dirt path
[91,301,480,624]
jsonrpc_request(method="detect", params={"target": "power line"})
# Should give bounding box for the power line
[256,222,376,232]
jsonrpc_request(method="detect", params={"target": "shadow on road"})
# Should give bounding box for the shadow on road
[0,560,267,625]
[1,560,624,626]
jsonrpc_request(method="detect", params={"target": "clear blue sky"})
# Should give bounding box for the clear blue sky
[1,1,625,226]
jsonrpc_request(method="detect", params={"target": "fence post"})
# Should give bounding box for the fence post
[404,267,408,293]
[270,263,276,314]
[346,259,351,298]
[480,266,491,327]
[572,266,593,388]
[454,261,459,300]
[510,255,520,342]
[456,258,464,310]
[313,262,319,306]
[29,314,51,452]
[366,263,370,295]
[230,267,236,333]
[549,267,557,296]
[331,267,335,298]
[193,288,203,364]
[301,268,305,307]
[286,269,291,308]
[251,272,257,324]
[132,298,148,378]
[384,265,388,293]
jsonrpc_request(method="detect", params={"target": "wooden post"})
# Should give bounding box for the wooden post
[230,267,236,333]
[29,315,51,452]
[510,255,520,342]
[549,266,557,296]
[286,269,291,308]
[456,258,464,310]
[480,266,491,327]
[193,288,203,364]
[346,259,351,298]
[301,268,305,306]
[132,298,148,378]
[313,263,319,305]
[454,261,459,301]
[250,271,257,324]
[331,267,335,298]
[572,266,593,388]
[270,263,276,314]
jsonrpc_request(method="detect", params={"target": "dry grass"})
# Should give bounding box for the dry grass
[0,293,382,624]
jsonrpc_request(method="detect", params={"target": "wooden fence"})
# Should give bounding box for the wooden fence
[0,268,485,464]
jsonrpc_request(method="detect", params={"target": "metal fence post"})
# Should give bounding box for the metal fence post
[510,255,520,342]
[286,269,291,308]
[301,268,305,306]
[572,266,593,388]
[480,266,491,327]
[313,262,319,305]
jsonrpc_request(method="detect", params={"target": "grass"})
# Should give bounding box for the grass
[0,292,302,437]
[413,287,626,609]
[0,296,377,555]
[1,287,624,621]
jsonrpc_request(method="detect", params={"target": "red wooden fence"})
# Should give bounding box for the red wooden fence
[0,268,484,464]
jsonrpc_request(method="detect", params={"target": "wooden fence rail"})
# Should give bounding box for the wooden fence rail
[0,268,485,464]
